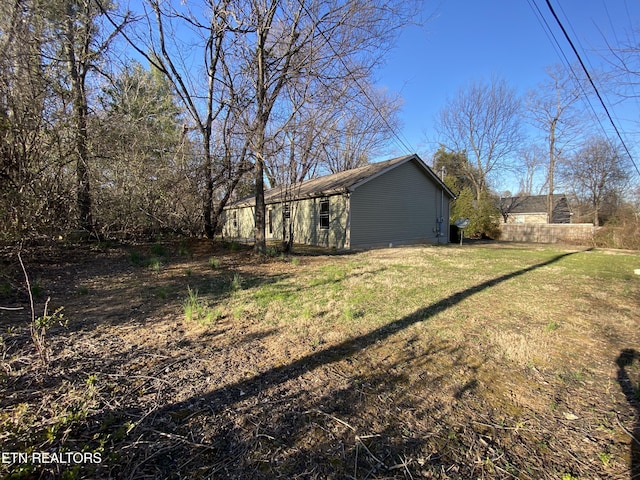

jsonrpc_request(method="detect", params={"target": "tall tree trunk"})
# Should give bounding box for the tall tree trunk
[203,158,214,237]
[547,118,557,223]
[203,131,214,238]
[253,5,272,255]
[76,121,93,232]
[254,141,267,254]
[65,9,93,232]
[593,198,600,227]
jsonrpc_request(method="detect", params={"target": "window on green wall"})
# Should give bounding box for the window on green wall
[319,199,329,229]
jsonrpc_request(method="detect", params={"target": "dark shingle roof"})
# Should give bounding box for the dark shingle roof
[228,154,454,208]
[499,194,572,223]
[500,194,566,214]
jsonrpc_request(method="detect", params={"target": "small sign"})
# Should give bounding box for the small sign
[453,218,470,246]
[454,218,470,229]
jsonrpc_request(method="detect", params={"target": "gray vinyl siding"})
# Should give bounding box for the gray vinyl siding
[349,160,449,248]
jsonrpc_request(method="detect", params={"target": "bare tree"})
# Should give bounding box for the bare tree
[0,0,124,238]
[247,0,298,254]
[61,1,95,232]
[47,0,127,234]
[262,67,343,252]
[99,0,414,251]
[496,145,540,224]
[264,75,401,191]
[319,82,402,174]
[237,0,415,254]
[144,0,236,238]
[102,0,253,238]
[527,64,583,222]
[0,0,57,237]
[562,137,629,226]
[436,76,523,202]
[517,145,546,196]
[602,20,640,103]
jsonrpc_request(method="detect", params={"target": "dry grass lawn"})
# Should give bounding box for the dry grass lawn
[0,239,639,479]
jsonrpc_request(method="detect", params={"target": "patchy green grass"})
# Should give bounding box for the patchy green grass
[183,287,221,324]
[1,241,639,479]
[180,243,640,478]
[208,256,220,269]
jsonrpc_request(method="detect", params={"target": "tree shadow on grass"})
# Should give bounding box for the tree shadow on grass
[0,242,294,336]
[115,338,464,479]
[4,248,589,478]
[90,249,587,477]
[170,249,582,408]
[616,349,640,478]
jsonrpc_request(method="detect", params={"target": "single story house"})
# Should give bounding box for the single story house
[498,194,572,224]
[222,154,456,249]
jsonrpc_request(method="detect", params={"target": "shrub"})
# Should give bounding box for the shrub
[129,250,144,266]
[593,223,640,250]
[148,257,162,272]
[451,188,502,239]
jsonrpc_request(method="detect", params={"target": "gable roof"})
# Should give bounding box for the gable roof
[228,154,456,208]
[499,194,568,214]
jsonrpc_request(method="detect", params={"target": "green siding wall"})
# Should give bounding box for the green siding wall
[221,206,255,240]
[222,194,349,249]
[286,195,349,248]
[349,159,449,248]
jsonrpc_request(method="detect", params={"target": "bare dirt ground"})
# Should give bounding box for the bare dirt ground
[0,239,639,479]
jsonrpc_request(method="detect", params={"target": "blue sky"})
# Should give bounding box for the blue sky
[376,0,640,185]
[124,0,639,190]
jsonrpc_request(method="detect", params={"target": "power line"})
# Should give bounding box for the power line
[544,0,640,177]
[527,0,613,143]
[293,0,416,156]
[526,0,618,167]
[606,0,640,125]
[558,1,632,140]
[526,0,570,67]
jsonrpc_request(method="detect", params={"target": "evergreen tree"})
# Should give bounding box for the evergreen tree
[433,147,501,238]
[96,61,199,235]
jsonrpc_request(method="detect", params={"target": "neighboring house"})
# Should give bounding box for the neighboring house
[498,194,572,224]
[222,154,456,249]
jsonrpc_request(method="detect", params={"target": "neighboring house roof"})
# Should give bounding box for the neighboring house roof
[227,154,456,208]
[499,194,572,223]
[499,194,567,214]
